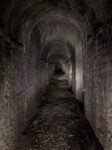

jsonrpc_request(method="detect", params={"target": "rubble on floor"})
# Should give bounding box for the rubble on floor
[17,74,103,150]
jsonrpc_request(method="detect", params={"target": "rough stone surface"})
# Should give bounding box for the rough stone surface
[0,34,49,149]
[84,21,112,150]
[85,0,112,22]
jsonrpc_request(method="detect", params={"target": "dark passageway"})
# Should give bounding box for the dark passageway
[0,0,112,150]
[17,74,103,150]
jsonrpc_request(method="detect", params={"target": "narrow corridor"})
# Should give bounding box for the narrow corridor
[0,1,112,149]
[17,74,103,150]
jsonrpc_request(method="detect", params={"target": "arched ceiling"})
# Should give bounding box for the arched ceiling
[0,0,97,62]
[48,53,69,64]
[1,0,95,38]
[41,40,75,60]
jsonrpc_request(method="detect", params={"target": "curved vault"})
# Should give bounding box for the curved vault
[0,0,95,104]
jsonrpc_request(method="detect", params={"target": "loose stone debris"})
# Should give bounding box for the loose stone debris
[17,74,103,150]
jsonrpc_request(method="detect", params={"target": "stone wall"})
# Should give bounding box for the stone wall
[0,30,48,149]
[85,0,112,22]
[84,22,112,150]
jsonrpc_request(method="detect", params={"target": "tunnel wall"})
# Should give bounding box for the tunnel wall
[62,61,72,86]
[0,31,48,149]
[84,24,112,150]
[75,44,83,101]
[48,64,55,81]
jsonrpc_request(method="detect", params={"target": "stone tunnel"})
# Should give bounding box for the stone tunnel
[0,0,112,150]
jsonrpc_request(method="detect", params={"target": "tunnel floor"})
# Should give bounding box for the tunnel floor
[17,74,103,150]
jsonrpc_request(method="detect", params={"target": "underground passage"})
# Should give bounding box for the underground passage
[0,0,112,150]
